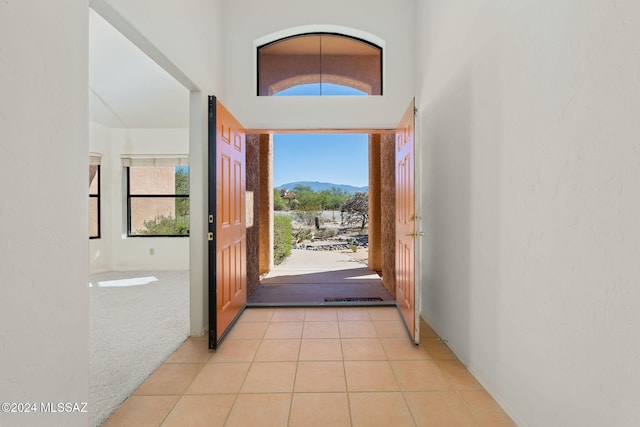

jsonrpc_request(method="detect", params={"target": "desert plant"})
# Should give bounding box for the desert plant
[292,209,322,226]
[341,192,369,230]
[316,228,337,239]
[294,228,313,243]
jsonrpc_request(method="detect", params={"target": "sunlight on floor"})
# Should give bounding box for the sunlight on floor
[89,276,159,288]
[345,273,380,280]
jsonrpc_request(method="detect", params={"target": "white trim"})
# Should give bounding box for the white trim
[121,155,189,167]
[254,25,386,49]
[413,96,422,344]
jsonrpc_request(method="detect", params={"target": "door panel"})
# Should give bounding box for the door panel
[209,96,247,350]
[396,98,419,343]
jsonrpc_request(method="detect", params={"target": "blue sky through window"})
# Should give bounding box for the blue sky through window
[275,83,367,96]
[274,133,368,188]
[273,82,369,189]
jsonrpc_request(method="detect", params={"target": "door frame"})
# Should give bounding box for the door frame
[243,114,422,342]
[245,128,397,305]
[207,96,218,348]
[413,98,423,343]
[204,99,422,345]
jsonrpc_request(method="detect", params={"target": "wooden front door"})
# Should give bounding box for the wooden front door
[396,99,419,343]
[208,96,247,350]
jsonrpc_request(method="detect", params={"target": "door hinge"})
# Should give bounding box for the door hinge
[207,232,214,241]
[208,214,214,223]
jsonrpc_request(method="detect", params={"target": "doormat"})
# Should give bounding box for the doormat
[324,297,384,302]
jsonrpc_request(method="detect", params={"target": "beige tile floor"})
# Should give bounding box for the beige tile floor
[102,307,515,427]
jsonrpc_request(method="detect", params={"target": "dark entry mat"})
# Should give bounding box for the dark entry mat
[324,297,384,302]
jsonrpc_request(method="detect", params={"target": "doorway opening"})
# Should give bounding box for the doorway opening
[244,131,397,305]
[210,98,418,345]
[273,133,369,263]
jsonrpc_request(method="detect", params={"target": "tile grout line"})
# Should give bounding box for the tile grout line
[385,343,419,427]
[454,388,485,427]
[156,395,183,427]
[157,349,209,427]
[339,331,355,427]
[220,321,261,426]
[284,312,301,426]
[225,340,255,424]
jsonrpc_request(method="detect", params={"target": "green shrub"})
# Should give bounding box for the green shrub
[138,214,189,236]
[274,215,292,265]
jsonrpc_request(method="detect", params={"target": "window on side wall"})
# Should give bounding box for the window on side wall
[89,154,101,239]
[123,156,190,237]
[257,33,382,96]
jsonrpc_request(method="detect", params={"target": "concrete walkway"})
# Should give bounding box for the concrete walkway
[248,249,394,305]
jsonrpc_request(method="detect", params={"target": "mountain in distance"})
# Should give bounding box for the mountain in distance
[276,181,368,195]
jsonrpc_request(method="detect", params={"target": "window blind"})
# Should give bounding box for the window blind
[121,155,189,167]
[89,153,102,165]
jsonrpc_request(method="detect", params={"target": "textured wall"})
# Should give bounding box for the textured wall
[380,133,396,297]
[368,134,382,272]
[259,54,381,95]
[259,135,274,274]
[245,134,261,296]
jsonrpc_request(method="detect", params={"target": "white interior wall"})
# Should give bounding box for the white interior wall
[96,0,225,334]
[222,0,416,129]
[92,0,225,95]
[417,1,640,426]
[89,125,190,273]
[0,1,89,426]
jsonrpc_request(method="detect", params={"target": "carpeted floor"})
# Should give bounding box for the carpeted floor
[89,271,189,427]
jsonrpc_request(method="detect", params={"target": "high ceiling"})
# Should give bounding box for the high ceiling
[89,9,189,129]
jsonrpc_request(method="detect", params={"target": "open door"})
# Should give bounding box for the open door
[396,98,420,343]
[208,96,247,349]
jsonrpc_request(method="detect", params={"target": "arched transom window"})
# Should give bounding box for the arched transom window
[257,33,382,96]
